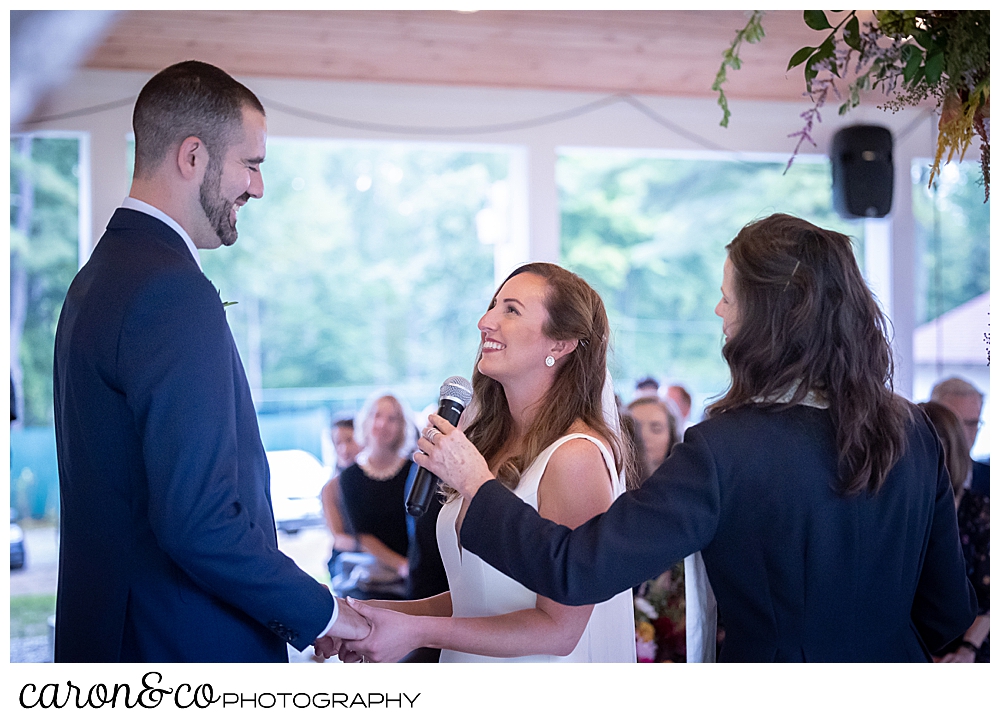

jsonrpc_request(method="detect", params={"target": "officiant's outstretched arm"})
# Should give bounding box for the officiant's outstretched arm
[53,60,366,662]
[418,214,978,663]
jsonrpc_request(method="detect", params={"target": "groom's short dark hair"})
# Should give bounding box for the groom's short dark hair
[132,60,264,178]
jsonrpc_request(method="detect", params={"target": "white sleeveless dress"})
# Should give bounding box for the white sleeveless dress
[436,433,637,663]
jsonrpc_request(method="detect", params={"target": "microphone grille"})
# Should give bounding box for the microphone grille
[439,376,473,407]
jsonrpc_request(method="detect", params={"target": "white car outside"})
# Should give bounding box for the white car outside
[266,450,331,534]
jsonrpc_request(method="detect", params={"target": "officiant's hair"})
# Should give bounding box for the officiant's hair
[132,60,265,179]
[708,213,910,497]
[464,262,640,492]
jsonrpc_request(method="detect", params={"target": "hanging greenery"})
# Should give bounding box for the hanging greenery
[716,10,990,200]
[712,10,766,129]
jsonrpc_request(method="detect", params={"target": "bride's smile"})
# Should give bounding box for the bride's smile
[476,272,561,385]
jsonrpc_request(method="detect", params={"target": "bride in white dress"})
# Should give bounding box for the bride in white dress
[340,263,637,663]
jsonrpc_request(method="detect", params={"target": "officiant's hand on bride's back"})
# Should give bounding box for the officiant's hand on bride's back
[413,413,493,499]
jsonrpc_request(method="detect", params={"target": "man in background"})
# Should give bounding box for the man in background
[634,376,660,400]
[931,376,989,495]
[321,414,362,579]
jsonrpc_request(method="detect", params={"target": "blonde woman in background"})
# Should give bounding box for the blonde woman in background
[336,392,416,600]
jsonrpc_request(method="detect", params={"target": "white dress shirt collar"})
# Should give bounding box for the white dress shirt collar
[120,197,202,271]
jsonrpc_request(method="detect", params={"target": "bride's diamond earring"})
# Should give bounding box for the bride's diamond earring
[545,355,555,367]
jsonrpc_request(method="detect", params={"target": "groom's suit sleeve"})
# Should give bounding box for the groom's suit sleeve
[460,427,721,606]
[118,267,333,650]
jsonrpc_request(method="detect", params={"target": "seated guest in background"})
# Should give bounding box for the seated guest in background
[321,414,362,580]
[421,213,978,662]
[919,401,990,663]
[333,401,446,662]
[337,392,416,601]
[665,384,693,427]
[931,377,989,495]
[330,413,363,476]
[618,407,646,486]
[627,396,679,482]
[634,376,660,400]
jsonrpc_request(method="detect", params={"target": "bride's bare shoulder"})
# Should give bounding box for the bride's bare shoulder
[535,422,615,523]
[564,420,610,448]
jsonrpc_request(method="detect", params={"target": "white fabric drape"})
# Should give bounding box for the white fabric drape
[684,552,717,662]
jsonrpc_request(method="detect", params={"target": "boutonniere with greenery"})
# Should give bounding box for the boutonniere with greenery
[215,287,238,308]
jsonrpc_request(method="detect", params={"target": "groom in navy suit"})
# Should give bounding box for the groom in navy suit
[53,61,368,662]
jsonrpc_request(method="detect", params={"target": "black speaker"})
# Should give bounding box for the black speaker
[831,125,894,218]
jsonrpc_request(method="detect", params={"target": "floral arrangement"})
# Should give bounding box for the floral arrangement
[634,561,686,663]
[716,10,990,199]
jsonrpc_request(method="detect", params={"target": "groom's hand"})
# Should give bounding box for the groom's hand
[342,597,420,663]
[312,635,342,659]
[331,597,371,640]
[312,599,371,659]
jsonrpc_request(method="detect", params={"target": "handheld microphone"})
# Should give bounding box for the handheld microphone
[406,376,473,517]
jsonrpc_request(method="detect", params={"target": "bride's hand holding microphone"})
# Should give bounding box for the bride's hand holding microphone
[414,413,493,500]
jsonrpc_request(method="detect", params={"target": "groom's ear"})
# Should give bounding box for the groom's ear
[175,136,209,183]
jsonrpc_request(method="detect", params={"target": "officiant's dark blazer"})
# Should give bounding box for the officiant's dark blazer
[970,459,989,495]
[53,208,333,662]
[462,404,978,662]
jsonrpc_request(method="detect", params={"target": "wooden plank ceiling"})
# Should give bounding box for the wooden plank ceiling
[85,10,837,101]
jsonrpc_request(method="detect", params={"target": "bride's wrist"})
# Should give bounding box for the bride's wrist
[408,613,433,650]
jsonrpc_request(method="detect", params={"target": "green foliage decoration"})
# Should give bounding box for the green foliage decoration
[713,10,766,128]
[717,11,990,199]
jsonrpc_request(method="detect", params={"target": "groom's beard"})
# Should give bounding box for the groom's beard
[199,160,247,247]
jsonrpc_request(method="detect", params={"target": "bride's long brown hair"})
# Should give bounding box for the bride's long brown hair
[460,263,638,494]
